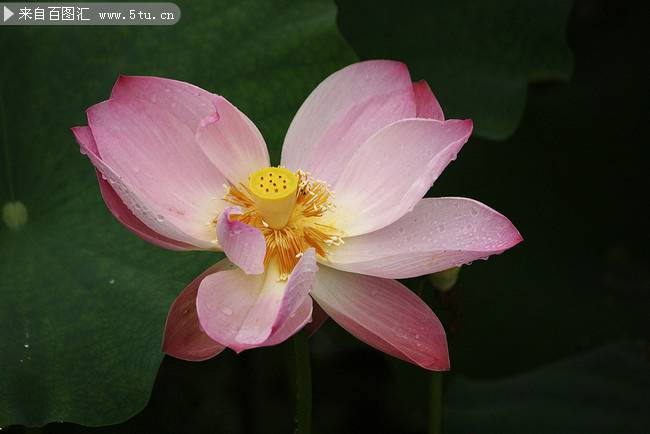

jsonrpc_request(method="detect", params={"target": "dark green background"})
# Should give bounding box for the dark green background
[1,0,648,433]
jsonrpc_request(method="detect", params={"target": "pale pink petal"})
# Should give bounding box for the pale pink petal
[217,207,266,274]
[71,126,211,248]
[413,80,444,120]
[110,75,216,131]
[163,260,231,361]
[196,250,318,352]
[333,118,473,236]
[196,95,270,186]
[311,266,449,371]
[281,60,416,185]
[87,97,228,245]
[325,197,522,278]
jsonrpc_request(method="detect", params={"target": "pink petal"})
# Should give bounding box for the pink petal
[111,75,216,131]
[75,124,194,250]
[281,60,416,185]
[113,77,269,186]
[71,126,211,248]
[87,96,228,245]
[413,80,444,120]
[196,249,318,352]
[196,95,270,186]
[95,169,196,251]
[217,206,266,274]
[333,118,473,236]
[163,260,231,361]
[311,266,449,371]
[262,296,314,347]
[325,197,523,278]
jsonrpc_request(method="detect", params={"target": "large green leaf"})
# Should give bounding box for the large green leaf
[336,0,574,140]
[0,0,355,426]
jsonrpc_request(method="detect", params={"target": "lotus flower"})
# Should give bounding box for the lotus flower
[72,60,521,370]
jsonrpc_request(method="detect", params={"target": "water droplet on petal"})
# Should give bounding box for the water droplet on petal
[221,307,233,316]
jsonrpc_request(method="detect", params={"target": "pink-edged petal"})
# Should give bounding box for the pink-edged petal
[196,95,270,186]
[110,75,216,131]
[196,249,318,352]
[87,96,228,245]
[72,126,212,248]
[325,197,522,279]
[163,260,231,361]
[304,302,328,337]
[217,206,266,274]
[311,266,449,371]
[333,118,473,236]
[76,126,194,250]
[281,60,416,185]
[413,80,444,120]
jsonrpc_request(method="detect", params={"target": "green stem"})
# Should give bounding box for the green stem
[428,372,443,434]
[293,330,312,434]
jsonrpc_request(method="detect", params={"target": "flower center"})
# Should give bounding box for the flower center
[223,168,343,279]
[247,167,299,229]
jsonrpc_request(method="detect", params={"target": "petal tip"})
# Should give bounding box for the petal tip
[511,228,524,246]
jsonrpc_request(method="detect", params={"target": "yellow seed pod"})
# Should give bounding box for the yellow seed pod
[248,167,298,229]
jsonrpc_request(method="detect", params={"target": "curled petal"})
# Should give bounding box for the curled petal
[196,249,318,352]
[311,266,449,371]
[163,261,231,361]
[325,197,522,278]
[333,118,473,236]
[217,207,266,274]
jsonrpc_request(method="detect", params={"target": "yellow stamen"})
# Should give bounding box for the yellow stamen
[247,167,298,229]
[223,168,342,279]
